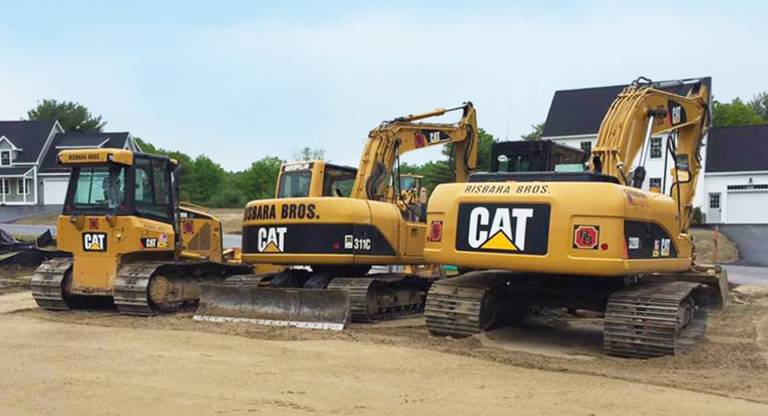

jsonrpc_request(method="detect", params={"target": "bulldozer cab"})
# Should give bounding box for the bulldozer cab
[61,149,178,229]
[276,161,358,198]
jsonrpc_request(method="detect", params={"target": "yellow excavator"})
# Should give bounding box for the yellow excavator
[31,149,253,314]
[424,78,728,357]
[195,103,478,329]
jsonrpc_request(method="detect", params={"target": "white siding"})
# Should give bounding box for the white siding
[703,172,768,224]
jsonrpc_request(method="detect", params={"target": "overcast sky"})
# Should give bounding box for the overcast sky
[0,1,765,170]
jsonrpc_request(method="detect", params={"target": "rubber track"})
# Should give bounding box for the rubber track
[30,258,73,310]
[604,281,707,358]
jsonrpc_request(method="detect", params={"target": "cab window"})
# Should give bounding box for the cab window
[69,165,127,211]
[278,171,311,198]
[498,154,544,172]
[134,157,173,222]
[323,167,356,197]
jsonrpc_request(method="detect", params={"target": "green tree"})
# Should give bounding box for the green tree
[210,174,248,208]
[712,98,765,127]
[294,147,325,161]
[27,99,106,132]
[475,128,497,172]
[133,137,197,201]
[239,156,284,200]
[749,92,768,121]
[521,122,544,141]
[185,155,226,206]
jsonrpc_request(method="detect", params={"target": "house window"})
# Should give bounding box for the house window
[709,193,720,209]
[649,177,661,190]
[0,150,11,166]
[650,137,662,159]
[17,178,31,195]
[580,141,592,154]
[0,179,8,195]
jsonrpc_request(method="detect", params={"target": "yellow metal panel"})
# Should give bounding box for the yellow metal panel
[424,181,693,277]
[58,149,134,166]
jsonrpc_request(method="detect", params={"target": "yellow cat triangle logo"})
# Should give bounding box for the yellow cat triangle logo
[262,241,282,253]
[480,231,518,251]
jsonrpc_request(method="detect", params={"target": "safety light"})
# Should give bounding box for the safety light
[429,220,443,242]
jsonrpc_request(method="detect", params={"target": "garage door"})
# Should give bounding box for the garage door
[726,191,768,224]
[43,178,69,205]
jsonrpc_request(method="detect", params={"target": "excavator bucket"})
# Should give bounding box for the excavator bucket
[194,282,351,331]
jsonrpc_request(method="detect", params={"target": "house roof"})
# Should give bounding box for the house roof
[706,124,768,173]
[0,120,57,163]
[541,78,711,138]
[40,132,131,173]
[0,166,34,177]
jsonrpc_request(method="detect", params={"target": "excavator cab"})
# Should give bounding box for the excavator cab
[275,161,358,198]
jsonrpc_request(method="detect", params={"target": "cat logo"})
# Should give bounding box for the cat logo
[257,227,287,253]
[456,203,550,255]
[82,233,107,252]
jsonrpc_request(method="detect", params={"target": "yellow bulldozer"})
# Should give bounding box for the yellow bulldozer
[195,103,478,329]
[423,78,728,358]
[31,149,253,314]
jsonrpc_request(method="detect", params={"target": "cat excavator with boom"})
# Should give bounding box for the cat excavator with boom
[195,103,478,329]
[424,78,728,357]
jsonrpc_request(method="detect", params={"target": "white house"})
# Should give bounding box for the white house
[0,120,138,206]
[703,125,768,224]
[540,80,710,210]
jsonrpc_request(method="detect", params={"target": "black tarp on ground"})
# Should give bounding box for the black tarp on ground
[0,229,68,267]
[0,248,70,267]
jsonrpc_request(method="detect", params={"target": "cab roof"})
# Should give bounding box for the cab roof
[58,149,177,166]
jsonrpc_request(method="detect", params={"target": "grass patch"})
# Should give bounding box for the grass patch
[11,212,59,226]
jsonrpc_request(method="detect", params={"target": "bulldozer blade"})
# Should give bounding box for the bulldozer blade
[194,283,351,331]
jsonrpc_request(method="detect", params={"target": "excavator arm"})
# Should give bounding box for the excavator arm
[352,102,478,200]
[590,77,711,232]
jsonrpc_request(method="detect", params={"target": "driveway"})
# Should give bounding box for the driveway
[0,205,61,224]
[718,225,768,267]
[725,265,768,285]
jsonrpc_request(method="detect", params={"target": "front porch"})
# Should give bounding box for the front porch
[0,167,36,206]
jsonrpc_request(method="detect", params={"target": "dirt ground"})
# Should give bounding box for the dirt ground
[1,269,768,415]
[690,227,740,264]
[210,208,245,234]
